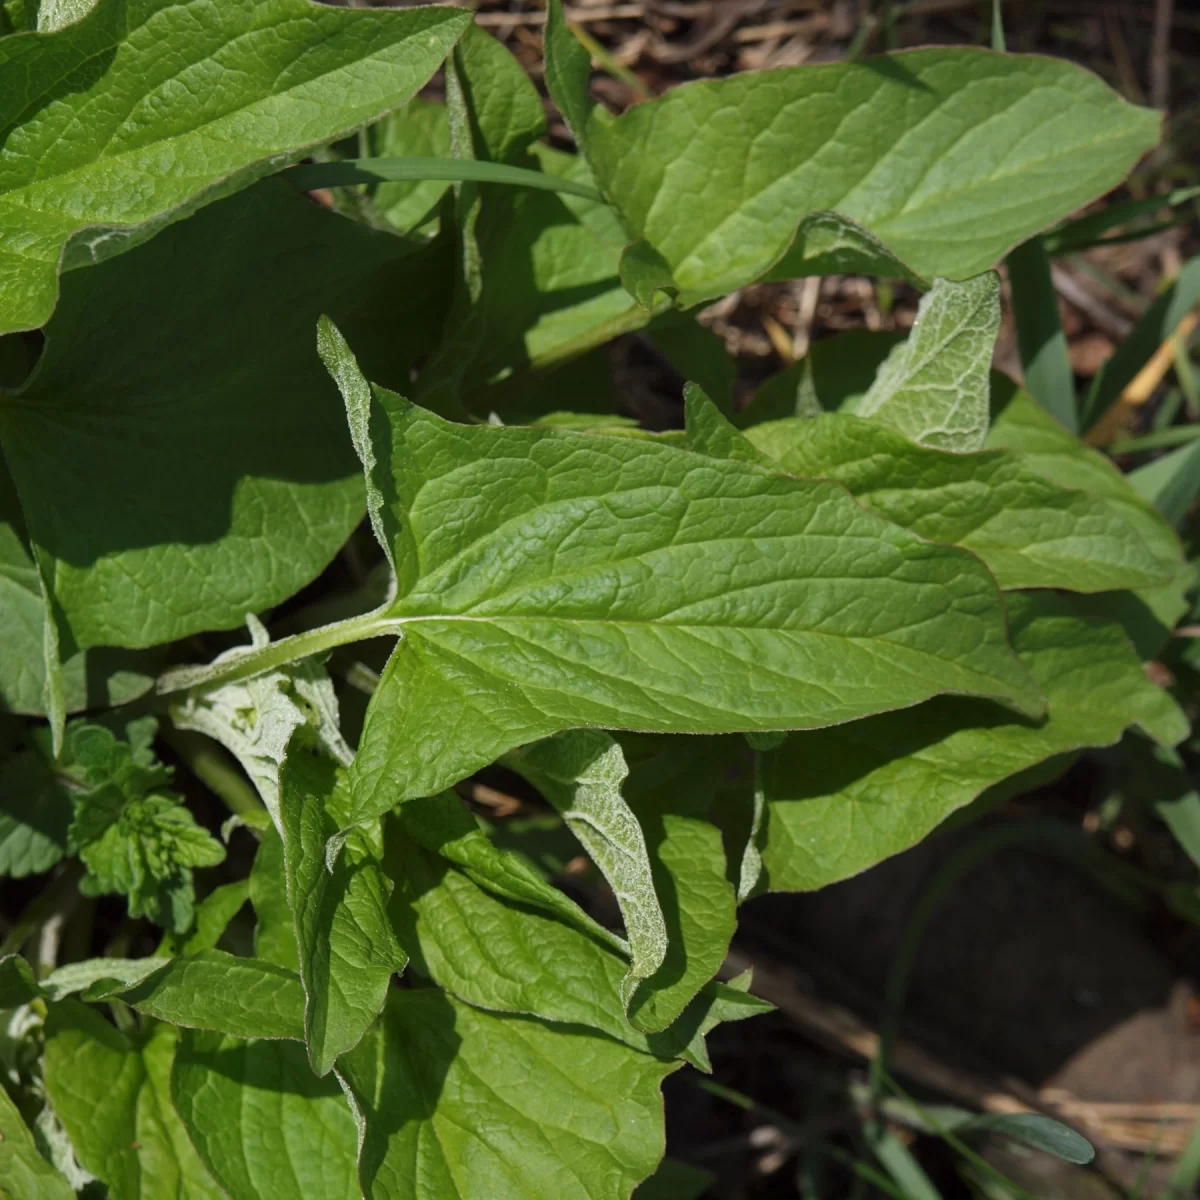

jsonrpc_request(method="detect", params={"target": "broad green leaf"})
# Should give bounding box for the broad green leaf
[730,409,1170,593]
[338,988,677,1200]
[103,951,306,1042]
[0,455,158,714]
[172,1029,360,1200]
[546,5,1160,301]
[278,739,405,1075]
[0,180,452,652]
[988,378,1192,653]
[383,799,753,1064]
[506,731,667,1011]
[0,747,70,876]
[0,0,469,333]
[0,1077,75,1200]
[307,326,1042,825]
[0,952,40,1007]
[40,956,163,1002]
[619,736,740,1035]
[759,591,1188,892]
[370,99,452,234]
[249,829,301,970]
[856,274,1000,452]
[43,1004,223,1200]
[157,879,249,957]
[649,315,737,417]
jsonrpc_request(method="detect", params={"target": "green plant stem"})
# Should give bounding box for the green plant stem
[570,23,652,101]
[991,0,1006,52]
[0,860,84,957]
[161,724,270,833]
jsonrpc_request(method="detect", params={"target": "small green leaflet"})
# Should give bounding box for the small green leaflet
[304,322,1041,825]
[506,731,667,1014]
[338,989,678,1200]
[856,274,1000,452]
[43,1004,223,1200]
[0,1081,75,1200]
[758,591,1188,892]
[545,0,1160,302]
[0,0,469,333]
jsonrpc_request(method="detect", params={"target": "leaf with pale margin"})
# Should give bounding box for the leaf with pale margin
[278,738,406,1075]
[545,1,1160,302]
[0,1077,75,1200]
[302,324,1042,826]
[507,730,667,1012]
[172,1030,360,1200]
[338,988,677,1200]
[759,591,1188,892]
[715,406,1170,593]
[96,951,306,1042]
[619,735,741,1034]
[0,181,453,652]
[987,379,1192,656]
[43,1005,223,1200]
[0,0,469,333]
[856,274,1000,452]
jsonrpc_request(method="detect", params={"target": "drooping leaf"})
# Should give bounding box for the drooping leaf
[759,591,1188,892]
[338,988,677,1200]
[619,735,741,1035]
[172,1030,360,1200]
[304,324,1042,826]
[546,3,1160,301]
[506,730,668,1012]
[0,180,451,653]
[277,738,405,1075]
[43,1004,223,1200]
[0,0,469,333]
[856,273,1000,452]
[100,951,306,1042]
[719,406,1170,593]
[0,1079,75,1200]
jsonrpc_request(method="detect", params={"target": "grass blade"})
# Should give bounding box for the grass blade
[284,157,604,203]
[1008,237,1077,432]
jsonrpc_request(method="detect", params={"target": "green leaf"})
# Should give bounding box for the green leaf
[856,274,1001,452]
[249,829,301,971]
[338,988,677,1200]
[732,409,1171,593]
[506,732,666,1012]
[309,327,1042,825]
[369,98,452,234]
[0,748,70,876]
[383,796,749,1065]
[157,879,249,957]
[1129,437,1200,525]
[649,315,737,418]
[0,0,469,334]
[988,378,1192,653]
[742,330,904,426]
[43,1004,223,1200]
[956,1113,1094,1165]
[1007,236,1076,432]
[759,591,1188,892]
[0,180,453,652]
[40,956,163,1002]
[619,736,741,1035]
[546,7,1160,301]
[103,951,306,1042]
[1083,256,1200,432]
[0,1076,75,1200]
[172,1029,360,1200]
[278,738,405,1075]
[0,952,41,1008]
